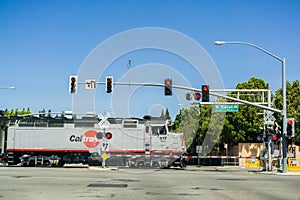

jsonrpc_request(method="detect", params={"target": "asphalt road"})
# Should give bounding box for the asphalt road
[0,166,299,200]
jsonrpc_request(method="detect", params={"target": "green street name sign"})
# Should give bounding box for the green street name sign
[214,104,239,112]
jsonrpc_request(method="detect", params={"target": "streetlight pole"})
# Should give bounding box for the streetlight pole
[214,41,287,173]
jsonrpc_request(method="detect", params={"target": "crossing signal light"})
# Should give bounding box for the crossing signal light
[106,76,113,93]
[69,75,78,94]
[272,133,280,143]
[194,92,201,101]
[286,118,295,137]
[202,85,209,102]
[186,93,192,101]
[105,132,112,140]
[272,135,278,142]
[286,138,292,146]
[164,79,172,96]
[96,132,104,139]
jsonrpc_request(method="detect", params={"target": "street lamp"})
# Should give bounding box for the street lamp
[0,86,16,90]
[214,40,287,173]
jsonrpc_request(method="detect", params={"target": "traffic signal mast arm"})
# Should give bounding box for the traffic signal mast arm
[209,91,282,114]
[77,80,280,114]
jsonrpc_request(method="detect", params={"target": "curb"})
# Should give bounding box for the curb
[88,166,119,171]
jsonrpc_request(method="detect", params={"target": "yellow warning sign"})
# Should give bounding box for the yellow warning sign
[288,158,300,171]
[246,157,260,168]
[101,153,109,161]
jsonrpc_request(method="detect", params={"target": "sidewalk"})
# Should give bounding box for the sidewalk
[185,165,300,175]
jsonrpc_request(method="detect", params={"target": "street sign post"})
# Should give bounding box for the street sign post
[196,145,202,167]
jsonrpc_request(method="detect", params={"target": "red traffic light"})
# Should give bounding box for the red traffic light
[105,132,112,140]
[201,85,209,102]
[164,79,172,96]
[286,118,295,137]
[69,75,78,94]
[106,76,113,93]
[165,79,171,85]
[202,85,208,92]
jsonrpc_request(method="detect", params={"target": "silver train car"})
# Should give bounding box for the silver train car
[0,115,187,168]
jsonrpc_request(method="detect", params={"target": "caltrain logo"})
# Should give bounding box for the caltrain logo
[82,130,100,148]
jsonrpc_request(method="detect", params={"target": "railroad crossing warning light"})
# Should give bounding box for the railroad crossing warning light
[96,132,104,139]
[286,118,295,137]
[194,92,201,101]
[186,93,192,101]
[286,138,292,146]
[69,75,78,94]
[272,133,280,144]
[164,79,172,96]
[201,85,209,102]
[106,76,113,93]
[105,132,112,140]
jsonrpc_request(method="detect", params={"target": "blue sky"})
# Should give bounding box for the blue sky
[0,0,299,119]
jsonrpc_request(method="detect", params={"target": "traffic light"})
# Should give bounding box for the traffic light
[106,76,113,93]
[286,118,295,137]
[164,79,172,96]
[69,75,78,94]
[194,92,201,101]
[202,85,209,102]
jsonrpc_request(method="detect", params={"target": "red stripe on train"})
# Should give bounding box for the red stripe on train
[7,148,89,153]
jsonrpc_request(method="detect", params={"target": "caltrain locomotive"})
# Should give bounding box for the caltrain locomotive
[0,114,187,168]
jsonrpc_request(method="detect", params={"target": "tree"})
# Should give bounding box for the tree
[220,78,268,146]
[173,77,270,154]
[3,108,32,117]
[173,106,202,152]
[173,77,300,154]
[274,80,300,145]
[160,108,171,120]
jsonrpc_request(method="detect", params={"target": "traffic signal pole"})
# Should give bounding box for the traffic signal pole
[215,41,287,173]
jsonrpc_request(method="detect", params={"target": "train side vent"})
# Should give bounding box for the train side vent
[122,120,138,128]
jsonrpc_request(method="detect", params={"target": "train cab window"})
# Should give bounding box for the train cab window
[159,126,167,135]
[151,126,167,136]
